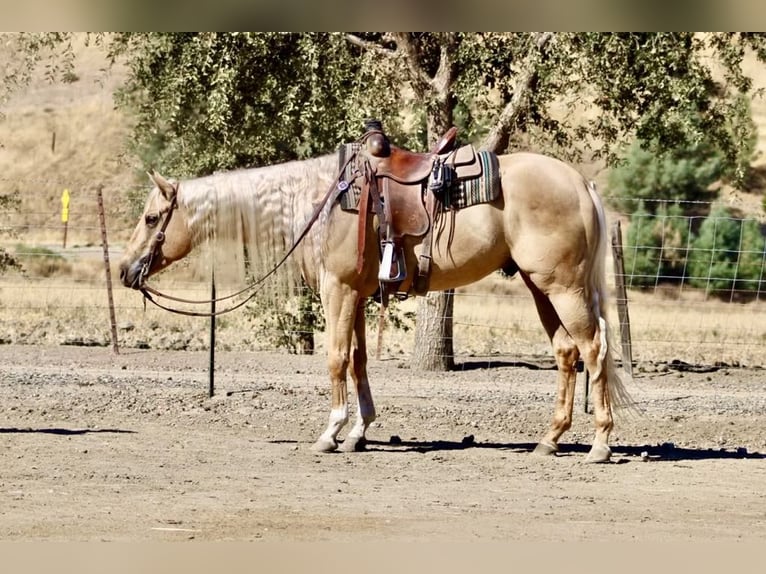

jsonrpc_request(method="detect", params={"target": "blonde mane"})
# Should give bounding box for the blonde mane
[178,154,338,293]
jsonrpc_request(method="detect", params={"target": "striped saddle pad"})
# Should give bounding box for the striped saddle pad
[338,144,501,213]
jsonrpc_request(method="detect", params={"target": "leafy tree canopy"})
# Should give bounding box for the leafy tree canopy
[103,33,766,185]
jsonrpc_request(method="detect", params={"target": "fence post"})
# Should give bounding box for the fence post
[209,272,216,398]
[583,364,589,414]
[96,185,119,355]
[611,220,633,376]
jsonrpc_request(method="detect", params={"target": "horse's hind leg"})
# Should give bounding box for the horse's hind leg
[338,299,376,452]
[550,291,614,462]
[525,275,614,462]
[522,275,581,457]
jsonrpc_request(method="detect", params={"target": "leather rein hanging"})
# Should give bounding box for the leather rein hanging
[139,153,358,318]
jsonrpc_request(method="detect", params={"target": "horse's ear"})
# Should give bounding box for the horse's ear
[149,170,177,200]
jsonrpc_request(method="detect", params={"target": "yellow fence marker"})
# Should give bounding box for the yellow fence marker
[61,188,70,247]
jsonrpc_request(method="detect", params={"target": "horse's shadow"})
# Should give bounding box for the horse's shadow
[360,438,765,461]
[0,427,136,436]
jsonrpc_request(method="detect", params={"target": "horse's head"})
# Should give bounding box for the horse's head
[119,171,193,289]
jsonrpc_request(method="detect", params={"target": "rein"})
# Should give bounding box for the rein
[139,152,359,317]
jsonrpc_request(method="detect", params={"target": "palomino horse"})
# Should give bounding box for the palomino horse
[119,136,632,463]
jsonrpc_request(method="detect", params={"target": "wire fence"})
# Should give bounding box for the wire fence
[0,183,764,370]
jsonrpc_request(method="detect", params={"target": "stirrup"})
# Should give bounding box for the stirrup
[378,241,406,282]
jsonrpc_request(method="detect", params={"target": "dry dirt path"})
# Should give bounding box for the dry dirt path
[1,344,764,541]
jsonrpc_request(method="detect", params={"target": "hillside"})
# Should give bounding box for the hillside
[0,35,134,247]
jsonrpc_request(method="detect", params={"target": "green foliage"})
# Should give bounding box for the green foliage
[625,204,765,298]
[625,202,692,287]
[245,285,323,355]
[725,93,760,184]
[0,192,21,275]
[0,250,21,275]
[608,138,723,215]
[686,206,766,298]
[106,33,766,178]
[109,32,409,176]
[559,33,765,176]
[363,297,416,333]
[0,33,75,116]
[608,92,757,216]
[245,286,416,355]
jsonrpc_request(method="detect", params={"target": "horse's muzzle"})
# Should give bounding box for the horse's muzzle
[119,258,147,290]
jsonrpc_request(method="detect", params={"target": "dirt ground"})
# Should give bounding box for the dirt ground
[0,343,764,542]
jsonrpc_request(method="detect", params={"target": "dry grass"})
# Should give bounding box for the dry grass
[0,35,765,368]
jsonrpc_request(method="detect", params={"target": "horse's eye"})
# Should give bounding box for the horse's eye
[145,213,160,227]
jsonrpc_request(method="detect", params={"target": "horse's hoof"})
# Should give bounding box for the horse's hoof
[585,444,612,463]
[339,436,367,452]
[311,438,338,453]
[533,440,559,457]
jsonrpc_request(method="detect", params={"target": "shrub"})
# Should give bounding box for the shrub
[608,94,758,216]
[686,205,765,298]
[625,201,692,287]
[0,249,21,275]
[14,244,72,278]
[0,192,21,276]
[608,139,722,216]
[245,284,416,355]
[245,285,322,355]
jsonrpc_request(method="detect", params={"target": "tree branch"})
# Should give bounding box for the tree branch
[431,32,457,97]
[344,33,396,57]
[480,32,554,153]
[390,32,432,97]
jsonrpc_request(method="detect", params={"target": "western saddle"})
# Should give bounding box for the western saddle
[345,119,484,302]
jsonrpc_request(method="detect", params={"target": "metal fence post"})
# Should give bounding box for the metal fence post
[209,272,216,398]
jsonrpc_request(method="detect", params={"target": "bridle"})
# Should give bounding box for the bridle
[139,182,179,285]
[138,152,359,317]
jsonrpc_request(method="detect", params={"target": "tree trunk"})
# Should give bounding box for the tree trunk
[409,32,555,371]
[410,78,456,371]
[412,289,455,370]
[393,32,459,372]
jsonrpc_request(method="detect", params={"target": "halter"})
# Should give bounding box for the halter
[138,152,360,317]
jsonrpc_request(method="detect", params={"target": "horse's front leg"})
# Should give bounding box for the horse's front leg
[311,276,360,453]
[339,299,376,452]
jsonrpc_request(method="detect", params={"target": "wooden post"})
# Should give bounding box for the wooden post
[611,221,633,376]
[96,186,119,354]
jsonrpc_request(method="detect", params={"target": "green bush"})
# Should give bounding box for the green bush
[686,205,765,298]
[0,192,21,276]
[625,202,691,287]
[608,94,757,216]
[245,284,416,355]
[245,285,323,355]
[608,139,722,216]
[0,249,21,275]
